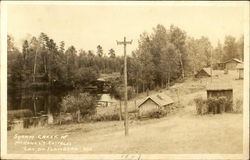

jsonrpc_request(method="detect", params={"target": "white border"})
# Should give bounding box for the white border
[243,2,250,159]
[1,1,8,158]
[1,1,249,160]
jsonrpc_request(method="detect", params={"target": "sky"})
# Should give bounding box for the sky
[7,2,246,56]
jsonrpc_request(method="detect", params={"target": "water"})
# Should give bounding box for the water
[7,89,118,117]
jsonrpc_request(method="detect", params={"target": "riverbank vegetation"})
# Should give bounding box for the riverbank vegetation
[60,93,97,123]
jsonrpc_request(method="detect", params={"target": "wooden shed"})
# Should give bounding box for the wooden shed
[216,58,243,70]
[195,68,211,78]
[236,63,244,79]
[224,58,243,70]
[137,93,174,117]
[206,82,233,113]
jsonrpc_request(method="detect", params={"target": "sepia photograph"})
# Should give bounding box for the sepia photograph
[1,1,249,160]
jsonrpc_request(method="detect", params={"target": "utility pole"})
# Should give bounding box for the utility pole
[117,37,132,136]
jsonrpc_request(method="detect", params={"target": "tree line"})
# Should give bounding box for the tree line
[8,33,123,89]
[8,24,244,93]
[126,24,243,94]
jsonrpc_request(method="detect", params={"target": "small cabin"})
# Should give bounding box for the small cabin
[195,68,211,78]
[236,63,244,79]
[137,93,174,117]
[224,58,243,70]
[206,82,233,113]
[216,58,243,70]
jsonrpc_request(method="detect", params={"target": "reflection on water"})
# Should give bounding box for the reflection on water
[8,89,118,117]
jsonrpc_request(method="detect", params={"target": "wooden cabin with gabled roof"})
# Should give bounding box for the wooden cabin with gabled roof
[137,92,174,117]
[224,58,243,70]
[195,68,212,78]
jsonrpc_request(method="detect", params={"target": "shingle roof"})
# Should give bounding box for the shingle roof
[137,92,174,108]
[223,58,243,64]
[202,68,212,76]
[206,81,233,91]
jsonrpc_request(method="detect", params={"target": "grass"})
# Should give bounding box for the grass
[7,112,243,154]
[7,71,244,154]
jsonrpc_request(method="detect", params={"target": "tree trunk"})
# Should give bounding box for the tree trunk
[48,58,51,84]
[43,56,47,74]
[179,52,185,79]
[119,100,122,121]
[168,64,171,88]
[47,104,53,124]
[33,48,38,82]
[59,112,61,125]
[33,94,37,116]
[66,54,69,80]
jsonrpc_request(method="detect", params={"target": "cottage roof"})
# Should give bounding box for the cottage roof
[206,81,233,91]
[202,68,212,76]
[236,63,244,69]
[223,58,243,64]
[137,92,174,108]
[195,67,211,76]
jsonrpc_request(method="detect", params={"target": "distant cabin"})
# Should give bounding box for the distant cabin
[216,58,243,70]
[137,93,174,117]
[224,58,243,70]
[195,68,211,78]
[206,82,233,113]
[236,63,244,79]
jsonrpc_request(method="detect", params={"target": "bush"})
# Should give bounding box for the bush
[207,96,232,114]
[60,93,97,122]
[194,96,233,115]
[54,113,73,125]
[8,109,33,121]
[91,113,120,121]
[145,108,167,119]
[194,97,208,115]
[113,86,135,100]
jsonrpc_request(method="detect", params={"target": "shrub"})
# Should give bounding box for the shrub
[60,93,97,122]
[194,97,208,115]
[113,86,135,100]
[54,113,73,125]
[207,96,232,114]
[91,113,120,121]
[194,96,233,115]
[146,108,167,119]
